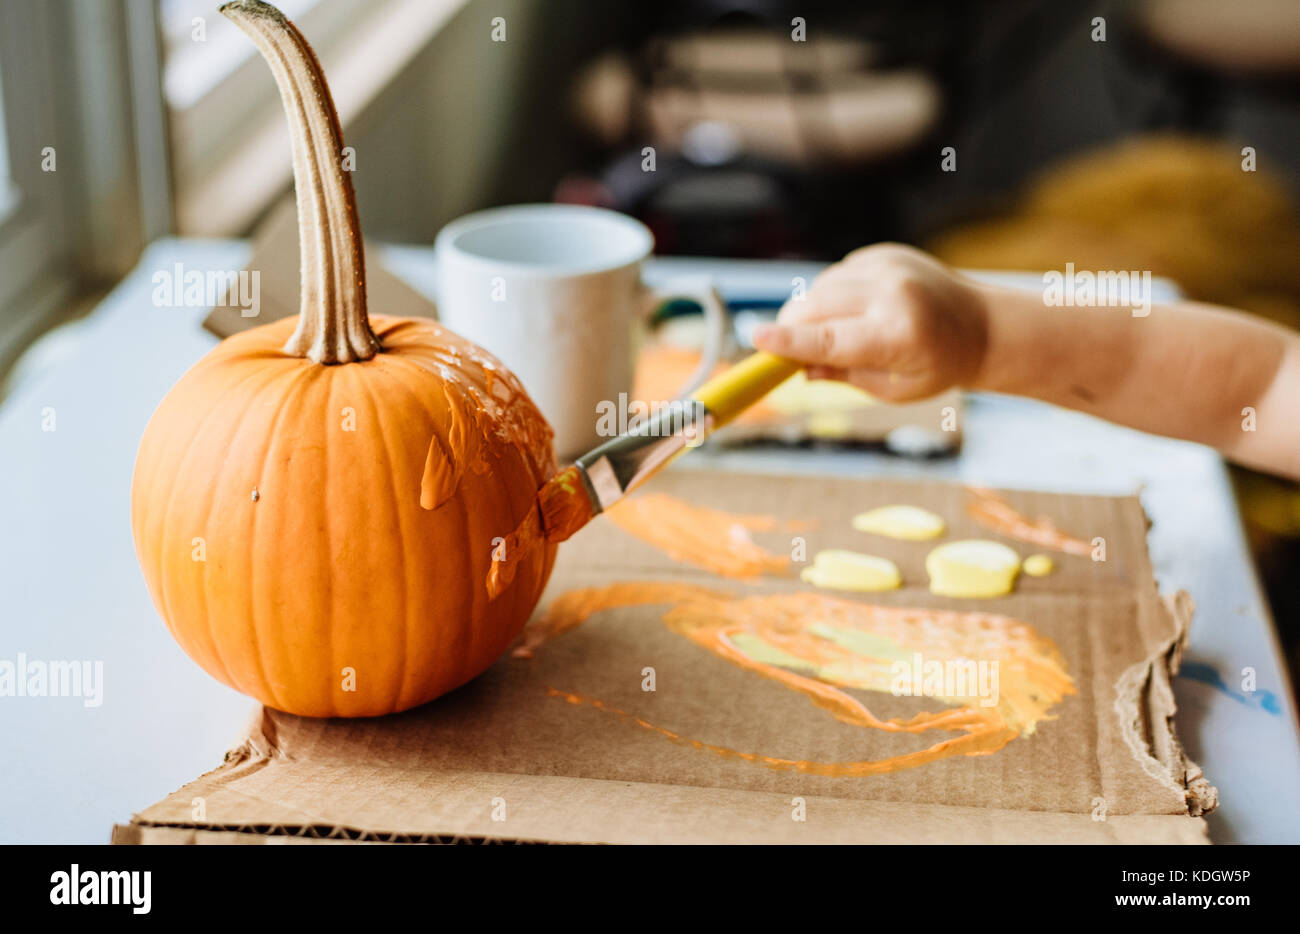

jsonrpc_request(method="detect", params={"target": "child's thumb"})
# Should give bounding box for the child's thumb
[752,318,874,369]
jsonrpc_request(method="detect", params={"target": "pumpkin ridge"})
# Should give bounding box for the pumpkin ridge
[247,365,325,711]
[316,366,340,715]
[192,366,294,694]
[348,365,413,714]
[152,362,287,691]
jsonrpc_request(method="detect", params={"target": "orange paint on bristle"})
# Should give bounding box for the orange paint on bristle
[538,465,594,544]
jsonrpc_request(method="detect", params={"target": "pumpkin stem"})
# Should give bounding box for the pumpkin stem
[221,0,380,364]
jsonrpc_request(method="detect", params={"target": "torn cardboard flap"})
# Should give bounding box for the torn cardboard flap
[121,472,1212,844]
[1116,592,1217,818]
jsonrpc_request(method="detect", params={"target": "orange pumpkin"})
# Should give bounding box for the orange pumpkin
[131,0,557,717]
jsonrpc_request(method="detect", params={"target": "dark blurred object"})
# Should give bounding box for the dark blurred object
[572,31,939,166]
[1104,0,1300,136]
[558,5,945,258]
[1137,0,1300,79]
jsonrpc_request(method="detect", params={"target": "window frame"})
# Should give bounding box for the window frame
[0,0,170,373]
[0,0,73,351]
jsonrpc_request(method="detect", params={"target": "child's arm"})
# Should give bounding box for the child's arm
[752,244,1300,480]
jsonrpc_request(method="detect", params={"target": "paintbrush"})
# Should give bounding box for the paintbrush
[538,351,802,543]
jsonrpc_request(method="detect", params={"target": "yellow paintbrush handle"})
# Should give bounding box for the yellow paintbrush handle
[691,351,802,429]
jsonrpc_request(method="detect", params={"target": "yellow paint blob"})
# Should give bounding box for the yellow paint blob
[852,505,947,541]
[1023,554,1055,577]
[806,411,854,439]
[800,549,901,592]
[926,540,1022,598]
[765,370,876,414]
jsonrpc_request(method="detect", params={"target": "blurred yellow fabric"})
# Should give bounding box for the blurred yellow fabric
[931,135,1300,329]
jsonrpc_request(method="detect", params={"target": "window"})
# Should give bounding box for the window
[0,1,73,372]
[163,0,469,236]
[0,63,11,204]
[0,0,467,375]
[0,1,169,376]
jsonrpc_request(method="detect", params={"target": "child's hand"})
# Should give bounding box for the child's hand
[752,244,988,401]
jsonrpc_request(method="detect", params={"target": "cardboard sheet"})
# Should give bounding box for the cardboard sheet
[119,472,1212,844]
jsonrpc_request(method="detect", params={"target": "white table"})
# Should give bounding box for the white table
[2,238,1297,843]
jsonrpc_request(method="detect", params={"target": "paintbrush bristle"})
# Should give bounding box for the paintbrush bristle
[538,465,595,544]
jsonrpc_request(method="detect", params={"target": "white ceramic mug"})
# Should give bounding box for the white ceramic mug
[435,204,726,458]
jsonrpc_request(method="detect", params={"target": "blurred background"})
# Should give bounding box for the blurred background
[2,0,1300,684]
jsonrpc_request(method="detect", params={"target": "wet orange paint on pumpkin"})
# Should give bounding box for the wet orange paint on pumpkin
[604,493,811,578]
[518,581,1075,776]
[488,465,599,600]
[966,487,1092,556]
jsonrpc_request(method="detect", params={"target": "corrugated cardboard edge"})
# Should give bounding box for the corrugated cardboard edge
[109,823,551,846]
[119,702,1208,845]
[1114,590,1218,818]
[115,768,1208,845]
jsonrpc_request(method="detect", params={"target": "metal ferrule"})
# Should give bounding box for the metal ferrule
[574,402,715,514]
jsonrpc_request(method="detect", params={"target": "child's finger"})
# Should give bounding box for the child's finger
[776,278,867,325]
[751,315,879,368]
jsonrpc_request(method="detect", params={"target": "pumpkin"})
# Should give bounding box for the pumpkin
[131,0,557,717]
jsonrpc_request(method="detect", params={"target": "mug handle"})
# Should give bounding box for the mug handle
[644,275,729,397]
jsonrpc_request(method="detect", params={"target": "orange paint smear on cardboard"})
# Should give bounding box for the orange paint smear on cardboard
[519,581,1075,776]
[966,487,1092,556]
[605,493,812,578]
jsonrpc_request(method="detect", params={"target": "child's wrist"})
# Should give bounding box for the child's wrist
[959,281,1001,393]
[963,281,1031,395]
